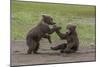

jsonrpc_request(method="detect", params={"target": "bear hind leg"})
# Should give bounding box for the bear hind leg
[32,42,40,54]
[27,47,33,54]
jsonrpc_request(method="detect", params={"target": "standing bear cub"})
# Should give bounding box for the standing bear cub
[26,15,60,54]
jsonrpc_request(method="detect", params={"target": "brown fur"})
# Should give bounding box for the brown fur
[26,15,60,54]
[51,24,79,53]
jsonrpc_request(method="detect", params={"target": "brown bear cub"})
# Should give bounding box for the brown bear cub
[51,24,79,53]
[26,15,60,54]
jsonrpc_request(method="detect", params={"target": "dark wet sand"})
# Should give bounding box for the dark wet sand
[11,41,96,66]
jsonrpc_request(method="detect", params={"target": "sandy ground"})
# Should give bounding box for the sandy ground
[11,40,96,66]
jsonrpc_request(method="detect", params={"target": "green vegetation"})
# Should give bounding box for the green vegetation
[11,0,96,47]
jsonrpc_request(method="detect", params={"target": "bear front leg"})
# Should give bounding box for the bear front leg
[43,34,52,43]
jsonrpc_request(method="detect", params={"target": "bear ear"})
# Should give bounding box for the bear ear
[42,14,47,18]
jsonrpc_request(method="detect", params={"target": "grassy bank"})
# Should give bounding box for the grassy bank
[11,0,96,47]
